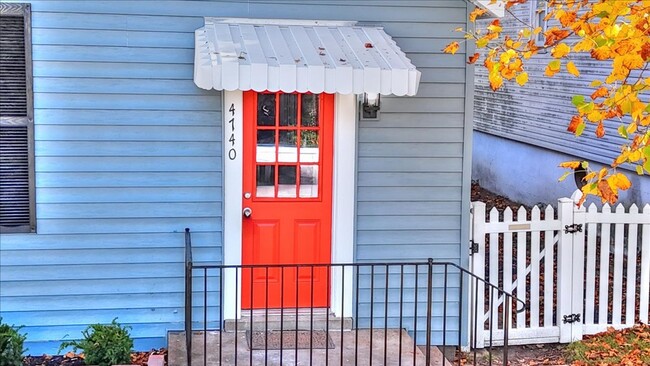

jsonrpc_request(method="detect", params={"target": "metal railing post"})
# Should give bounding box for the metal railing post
[425,258,433,366]
[184,228,193,366]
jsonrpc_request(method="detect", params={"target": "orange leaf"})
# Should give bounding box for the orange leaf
[558,11,577,27]
[597,179,618,204]
[567,115,583,133]
[505,0,526,10]
[467,52,480,64]
[469,8,488,22]
[641,43,650,61]
[596,122,605,138]
[443,42,460,55]
[591,47,611,60]
[559,161,581,169]
[591,86,609,100]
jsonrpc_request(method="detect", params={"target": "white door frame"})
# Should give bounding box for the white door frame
[221,91,356,320]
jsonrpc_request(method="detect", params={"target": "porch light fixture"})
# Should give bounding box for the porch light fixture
[360,92,381,120]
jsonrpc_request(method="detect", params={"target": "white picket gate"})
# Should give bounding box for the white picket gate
[469,191,650,347]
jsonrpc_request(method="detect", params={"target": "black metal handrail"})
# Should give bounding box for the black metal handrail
[183,228,522,365]
[184,228,193,366]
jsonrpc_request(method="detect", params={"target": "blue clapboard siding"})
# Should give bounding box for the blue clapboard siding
[0,0,226,354]
[0,0,471,352]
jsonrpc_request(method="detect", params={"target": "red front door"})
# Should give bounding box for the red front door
[242,91,334,309]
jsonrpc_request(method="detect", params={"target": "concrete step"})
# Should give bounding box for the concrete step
[223,308,353,332]
[167,329,452,366]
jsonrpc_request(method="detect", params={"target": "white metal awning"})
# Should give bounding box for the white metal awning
[194,18,421,96]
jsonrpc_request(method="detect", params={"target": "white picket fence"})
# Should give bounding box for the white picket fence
[469,191,650,347]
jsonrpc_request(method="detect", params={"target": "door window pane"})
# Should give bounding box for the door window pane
[300,130,319,163]
[278,165,297,198]
[256,165,275,197]
[301,94,319,127]
[299,165,318,198]
[279,94,297,126]
[278,130,298,162]
[256,130,276,162]
[257,94,276,126]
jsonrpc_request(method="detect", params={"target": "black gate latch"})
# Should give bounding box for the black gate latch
[469,241,479,255]
[564,224,583,234]
[563,314,581,324]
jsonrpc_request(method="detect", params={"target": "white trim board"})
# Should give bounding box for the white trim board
[221,91,356,320]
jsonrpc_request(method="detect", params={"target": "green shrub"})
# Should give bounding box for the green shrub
[59,318,133,366]
[0,317,27,366]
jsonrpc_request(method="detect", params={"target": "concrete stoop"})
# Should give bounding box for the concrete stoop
[168,329,452,366]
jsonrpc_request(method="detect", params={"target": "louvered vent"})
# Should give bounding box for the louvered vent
[0,14,27,116]
[0,126,30,227]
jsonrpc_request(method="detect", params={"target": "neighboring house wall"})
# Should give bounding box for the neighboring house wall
[0,0,472,353]
[472,1,650,206]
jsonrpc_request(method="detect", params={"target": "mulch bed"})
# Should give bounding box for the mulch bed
[471,181,529,212]
[23,349,167,366]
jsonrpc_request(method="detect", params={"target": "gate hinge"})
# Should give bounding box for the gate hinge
[469,241,479,255]
[564,224,583,234]
[562,313,581,324]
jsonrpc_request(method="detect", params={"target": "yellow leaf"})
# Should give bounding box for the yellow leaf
[454,27,464,32]
[521,28,532,38]
[559,161,581,169]
[584,172,597,181]
[516,72,529,86]
[500,50,516,63]
[545,60,561,77]
[626,122,637,135]
[590,80,603,87]
[567,61,580,77]
[632,102,645,121]
[558,171,571,182]
[443,42,460,55]
[587,110,603,122]
[598,168,608,180]
[551,43,571,58]
[487,19,503,33]
[489,72,504,91]
[629,150,642,162]
[611,173,631,190]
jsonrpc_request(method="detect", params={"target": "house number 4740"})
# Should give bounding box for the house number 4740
[228,103,236,160]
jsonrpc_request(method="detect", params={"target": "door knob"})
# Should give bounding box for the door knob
[243,207,252,218]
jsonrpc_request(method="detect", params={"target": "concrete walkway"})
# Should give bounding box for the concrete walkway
[169,329,451,366]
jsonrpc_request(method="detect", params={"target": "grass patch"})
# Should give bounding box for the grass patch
[565,324,650,365]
